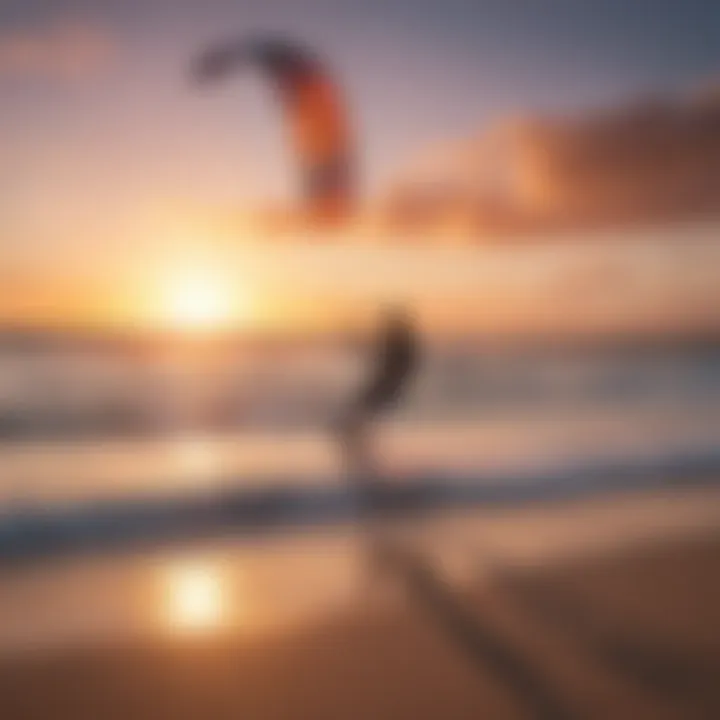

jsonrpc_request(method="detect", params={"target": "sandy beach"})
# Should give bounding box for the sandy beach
[1,486,719,720]
[3,2,720,718]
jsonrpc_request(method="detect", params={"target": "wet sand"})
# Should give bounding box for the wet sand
[1,514,718,719]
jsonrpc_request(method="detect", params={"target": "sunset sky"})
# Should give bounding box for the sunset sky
[1,0,720,334]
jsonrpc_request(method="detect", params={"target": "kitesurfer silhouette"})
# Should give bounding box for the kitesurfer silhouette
[338,304,419,479]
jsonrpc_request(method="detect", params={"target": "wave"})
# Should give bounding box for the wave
[1,445,719,564]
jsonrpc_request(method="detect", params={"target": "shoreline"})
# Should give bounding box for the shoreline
[1,524,718,719]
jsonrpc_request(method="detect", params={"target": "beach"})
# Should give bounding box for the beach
[2,485,719,720]
[3,2,720,718]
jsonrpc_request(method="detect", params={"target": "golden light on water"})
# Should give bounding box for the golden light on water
[172,436,224,485]
[165,562,227,633]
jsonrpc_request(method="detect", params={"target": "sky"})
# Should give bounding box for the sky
[1,0,720,333]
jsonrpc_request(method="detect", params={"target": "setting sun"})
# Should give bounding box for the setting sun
[159,264,252,332]
[168,277,230,329]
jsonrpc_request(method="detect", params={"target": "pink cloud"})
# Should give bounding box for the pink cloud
[0,22,115,81]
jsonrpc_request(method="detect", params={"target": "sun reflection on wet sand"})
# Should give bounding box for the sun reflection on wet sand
[164,561,232,634]
[1,489,719,655]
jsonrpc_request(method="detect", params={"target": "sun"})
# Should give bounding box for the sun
[160,265,251,332]
[169,278,230,329]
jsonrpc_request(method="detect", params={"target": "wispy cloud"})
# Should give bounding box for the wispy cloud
[0,21,115,81]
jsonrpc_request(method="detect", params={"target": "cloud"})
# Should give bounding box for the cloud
[506,92,720,224]
[383,85,720,237]
[0,22,115,81]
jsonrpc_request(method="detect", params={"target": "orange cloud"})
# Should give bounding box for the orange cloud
[0,22,115,81]
[383,84,720,238]
[506,91,720,224]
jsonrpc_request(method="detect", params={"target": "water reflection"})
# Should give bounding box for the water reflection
[1,489,719,655]
[164,561,233,635]
[170,436,224,487]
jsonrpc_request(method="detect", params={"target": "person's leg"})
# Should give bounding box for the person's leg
[338,410,364,476]
[336,381,379,476]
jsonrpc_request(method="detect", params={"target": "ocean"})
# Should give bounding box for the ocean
[1,338,720,653]
[1,340,719,548]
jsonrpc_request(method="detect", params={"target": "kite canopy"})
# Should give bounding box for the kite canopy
[192,37,354,227]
